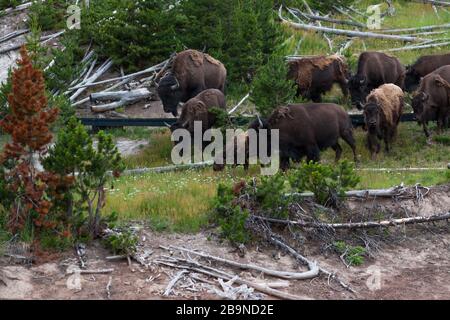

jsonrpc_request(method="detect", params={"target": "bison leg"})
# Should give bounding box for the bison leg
[280,156,290,171]
[341,130,358,163]
[310,92,322,103]
[306,146,320,163]
[422,122,430,138]
[339,80,349,97]
[332,143,343,163]
[383,130,391,153]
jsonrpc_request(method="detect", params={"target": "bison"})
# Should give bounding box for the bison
[412,65,450,137]
[349,52,405,110]
[170,89,226,136]
[287,55,350,102]
[215,104,357,171]
[157,49,227,116]
[405,53,450,92]
[363,84,404,159]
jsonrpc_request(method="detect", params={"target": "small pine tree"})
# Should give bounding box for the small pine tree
[250,49,297,117]
[44,117,125,238]
[0,47,59,233]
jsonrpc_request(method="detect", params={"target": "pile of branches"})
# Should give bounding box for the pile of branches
[280,1,450,56]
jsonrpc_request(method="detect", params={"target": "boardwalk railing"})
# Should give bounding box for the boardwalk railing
[78,113,417,129]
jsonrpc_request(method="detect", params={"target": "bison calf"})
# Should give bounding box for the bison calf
[363,84,404,159]
[170,89,226,136]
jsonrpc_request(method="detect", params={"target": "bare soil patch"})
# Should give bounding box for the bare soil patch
[1,185,449,300]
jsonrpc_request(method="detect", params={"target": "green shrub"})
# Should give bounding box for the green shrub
[213,183,251,245]
[45,32,85,93]
[289,161,360,206]
[44,117,125,238]
[28,0,69,31]
[254,174,290,219]
[250,50,297,117]
[334,241,366,266]
[0,0,21,10]
[82,0,180,70]
[103,229,138,256]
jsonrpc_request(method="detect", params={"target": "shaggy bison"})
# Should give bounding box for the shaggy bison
[412,65,450,137]
[252,103,357,171]
[157,49,227,116]
[170,89,226,136]
[287,55,350,102]
[349,52,405,109]
[405,53,450,92]
[363,84,404,159]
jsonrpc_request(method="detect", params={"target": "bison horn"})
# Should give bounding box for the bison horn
[256,114,263,128]
[171,77,180,90]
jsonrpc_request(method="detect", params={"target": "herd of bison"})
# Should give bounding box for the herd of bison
[156,49,450,170]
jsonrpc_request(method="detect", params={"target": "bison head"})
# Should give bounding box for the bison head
[287,61,299,81]
[349,75,368,110]
[171,100,209,135]
[404,66,420,92]
[157,72,183,117]
[412,91,435,124]
[363,102,382,134]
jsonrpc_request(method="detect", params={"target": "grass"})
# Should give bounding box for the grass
[104,167,259,233]
[105,121,450,233]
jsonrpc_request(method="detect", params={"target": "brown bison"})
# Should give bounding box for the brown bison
[412,65,450,137]
[363,84,404,159]
[170,89,226,136]
[349,52,405,109]
[250,103,357,171]
[287,55,350,102]
[157,50,227,116]
[405,53,450,92]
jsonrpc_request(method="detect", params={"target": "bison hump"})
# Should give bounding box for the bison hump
[269,106,294,125]
[205,54,223,67]
[292,55,345,92]
[188,50,204,67]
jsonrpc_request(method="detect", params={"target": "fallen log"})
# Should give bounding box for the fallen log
[262,231,355,293]
[163,270,188,296]
[168,245,319,280]
[253,211,450,230]
[287,185,417,199]
[383,40,450,52]
[66,268,114,275]
[278,6,422,42]
[288,7,365,28]
[0,2,33,15]
[380,23,450,34]
[69,59,113,102]
[0,29,29,45]
[90,88,152,112]
[412,0,450,7]
[68,60,168,91]
[0,30,65,55]
[228,93,250,115]
[155,258,310,300]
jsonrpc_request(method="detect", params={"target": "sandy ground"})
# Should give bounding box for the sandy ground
[1,185,449,300]
[0,11,29,84]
